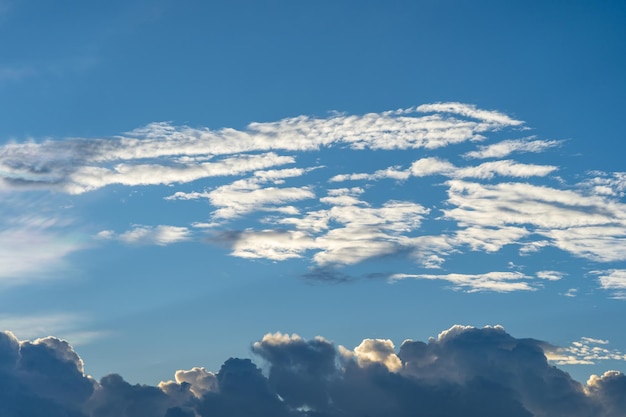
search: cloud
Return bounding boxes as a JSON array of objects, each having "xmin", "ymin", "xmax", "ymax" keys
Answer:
[
  {"xmin": 0, "ymin": 103, "xmax": 518, "ymax": 194},
  {"xmin": 331, "ymin": 157, "xmax": 557, "ymax": 182},
  {"xmin": 536, "ymin": 270, "xmax": 565, "ymax": 281},
  {"xmin": 389, "ymin": 271, "xmax": 539, "ymax": 292},
  {"xmin": 0, "ymin": 226, "xmax": 83, "ymax": 284},
  {"xmin": 0, "ymin": 313, "xmax": 106, "ymax": 346},
  {"xmin": 2, "ymin": 103, "xmax": 625, "ymax": 296},
  {"xmin": 1, "ymin": 326, "xmax": 625, "ymax": 416},
  {"xmin": 578, "ymin": 171, "xmax": 626, "ymax": 198},
  {"xmin": 415, "ymin": 102, "xmax": 523, "ymax": 126},
  {"xmin": 0, "ymin": 194, "xmax": 87, "ymax": 285},
  {"xmin": 66, "ymin": 152, "xmax": 295, "ymax": 194},
  {"xmin": 98, "ymin": 225, "xmax": 192, "ymax": 246},
  {"xmin": 159, "ymin": 367, "xmax": 218, "ymax": 399},
  {"xmin": 166, "ymin": 168, "xmax": 315, "ymax": 220},
  {"xmin": 591, "ymin": 269, "xmax": 626, "ymax": 299},
  {"xmin": 443, "ymin": 180, "xmax": 626, "ymax": 263},
  {"xmin": 464, "ymin": 137, "xmax": 564, "ymax": 159},
  {"xmin": 545, "ymin": 336, "xmax": 626, "ymax": 365},
  {"xmin": 0, "ymin": 331, "xmax": 95, "ymax": 417},
  {"xmin": 585, "ymin": 371, "xmax": 626, "ymax": 417},
  {"xmin": 227, "ymin": 188, "xmax": 429, "ymax": 266},
  {"xmin": 350, "ymin": 338, "xmax": 402, "ymax": 372}
]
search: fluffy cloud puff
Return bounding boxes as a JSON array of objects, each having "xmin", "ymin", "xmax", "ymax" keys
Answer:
[{"xmin": 1, "ymin": 326, "xmax": 626, "ymax": 416}]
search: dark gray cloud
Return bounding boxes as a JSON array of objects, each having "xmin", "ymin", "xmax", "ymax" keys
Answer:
[
  {"xmin": 0, "ymin": 331, "xmax": 94, "ymax": 417},
  {"xmin": 0, "ymin": 326, "xmax": 625, "ymax": 416}
]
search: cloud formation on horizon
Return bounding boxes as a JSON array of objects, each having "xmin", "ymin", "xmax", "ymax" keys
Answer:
[{"xmin": 1, "ymin": 325, "xmax": 625, "ymax": 417}]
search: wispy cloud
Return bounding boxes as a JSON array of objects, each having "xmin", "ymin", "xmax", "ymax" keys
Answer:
[
  {"xmin": 0, "ymin": 103, "xmax": 521, "ymax": 193},
  {"xmin": 1, "ymin": 103, "xmax": 624, "ymax": 295},
  {"xmin": 0, "ymin": 194, "xmax": 86, "ymax": 285},
  {"xmin": 331, "ymin": 158, "xmax": 557, "ymax": 182},
  {"xmin": 444, "ymin": 180, "xmax": 626, "ymax": 262},
  {"xmin": 0, "ymin": 313, "xmax": 106, "ymax": 345},
  {"xmin": 389, "ymin": 271, "xmax": 542, "ymax": 292},
  {"xmin": 98, "ymin": 225, "xmax": 192, "ymax": 246},
  {"xmin": 166, "ymin": 168, "xmax": 315, "ymax": 220},
  {"xmin": 464, "ymin": 137, "xmax": 564, "ymax": 159}
]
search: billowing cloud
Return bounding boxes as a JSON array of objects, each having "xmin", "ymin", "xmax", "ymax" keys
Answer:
[
  {"xmin": 0, "ymin": 331, "xmax": 95, "ymax": 417},
  {"xmin": 4, "ymin": 325, "xmax": 625, "ymax": 416}
]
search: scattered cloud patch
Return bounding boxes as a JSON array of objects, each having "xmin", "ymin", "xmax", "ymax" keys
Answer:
[
  {"xmin": 546, "ymin": 337, "xmax": 626, "ymax": 365},
  {"xmin": 592, "ymin": 269, "xmax": 626, "ymax": 299},
  {"xmin": 1, "ymin": 103, "xmax": 625, "ymax": 296}
]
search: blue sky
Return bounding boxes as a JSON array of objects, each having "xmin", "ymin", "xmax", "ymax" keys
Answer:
[{"xmin": 1, "ymin": 1, "xmax": 626, "ymax": 415}]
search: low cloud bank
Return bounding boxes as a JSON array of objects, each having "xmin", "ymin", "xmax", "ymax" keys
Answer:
[{"xmin": 1, "ymin": 326, "xmax": 625, "ymax": 416}]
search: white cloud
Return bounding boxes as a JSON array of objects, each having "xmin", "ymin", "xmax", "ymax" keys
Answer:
[
  {"xmin": 464, "ymin": 137, "xmax": 563, "ymax": 159},
  {"xmin": 229, "ymin": 230, "xmax": 316, "ymax": 261},
  {"xmin": 0, "ymin": 195, "xmax": 86, "ymax": 285},
  {"xmin": 454, "ymin": 159, "xmax": 557, "ymax": 179},
  {"xmin": 389, "ymin": 271, "xmax": 537, "ymax": 292},
  {"xmin": 592, "ymin": 270, "xmax": 626, "ymax": 299},
  {"xmin": 0, "ymin": 227, "xmax": 83, "ymax": 284},
  {"xmin": 564, "ymin": 288, "xmax": 578, "ymax": 297},
  {"xmin": 331, "ymin": 158, "xmax": 556, "ymax": 183},
  {"xmin": 167, "ymin": 168, "xmax": 315, "ymax": 220},
  {"xmin": 452, "ymin": 225, "xmax": 530, "ymax": 252},
  {"xmin": 444, "ymin": 180, "xmax": 626, "ymax": 262},
  {"xmin": 546, "ymin": 337, "xmax": 626, "ymax": 365},
  {"xmin": 65, "ymin": 153, "xmax": 295, "ymax": 194},
  {"xmin": 228, "ymin": 194, "xmax": 429, "ymax": 266},
  {"xmin": 0, "ymin": 103, "xmax": 524, "ymax": 194},
  {"xmin": 536, "ymin": 270, "xmax": 565, "ymax": 281},
  {"xmin": 348, "ymin": 338, "xmax": 402, "ymax": 372},
  {"xmin": 99, "ymin": 225, "xmax": 192, "ymax": 246},
  {"xmin": 416, "ymin": 102, "xmax": 523, "ymax": 127},
  {"xmin": 410, "ymin": 157, "xmax": 457, "ymax": 177},
  {"xmin": 577, "ymin": 171, "xmax": 626, "ymax": 197},
  {"xmin": 3, "ymin": 103, "xmax": 625, "ymax": 296},
  {"xmin": 159, "ymin": 367, "xmax": 218, "ymax": 398}
]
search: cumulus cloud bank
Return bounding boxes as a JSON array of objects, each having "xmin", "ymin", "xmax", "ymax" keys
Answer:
[{"xmin": 2, "ymin": 325, "xmax": 626, "ymax": 416}]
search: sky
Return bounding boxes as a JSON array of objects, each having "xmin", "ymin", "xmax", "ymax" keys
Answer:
[{"xmin": 1, "ymin": 0, "xmax": 626, "ymax": 416}]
